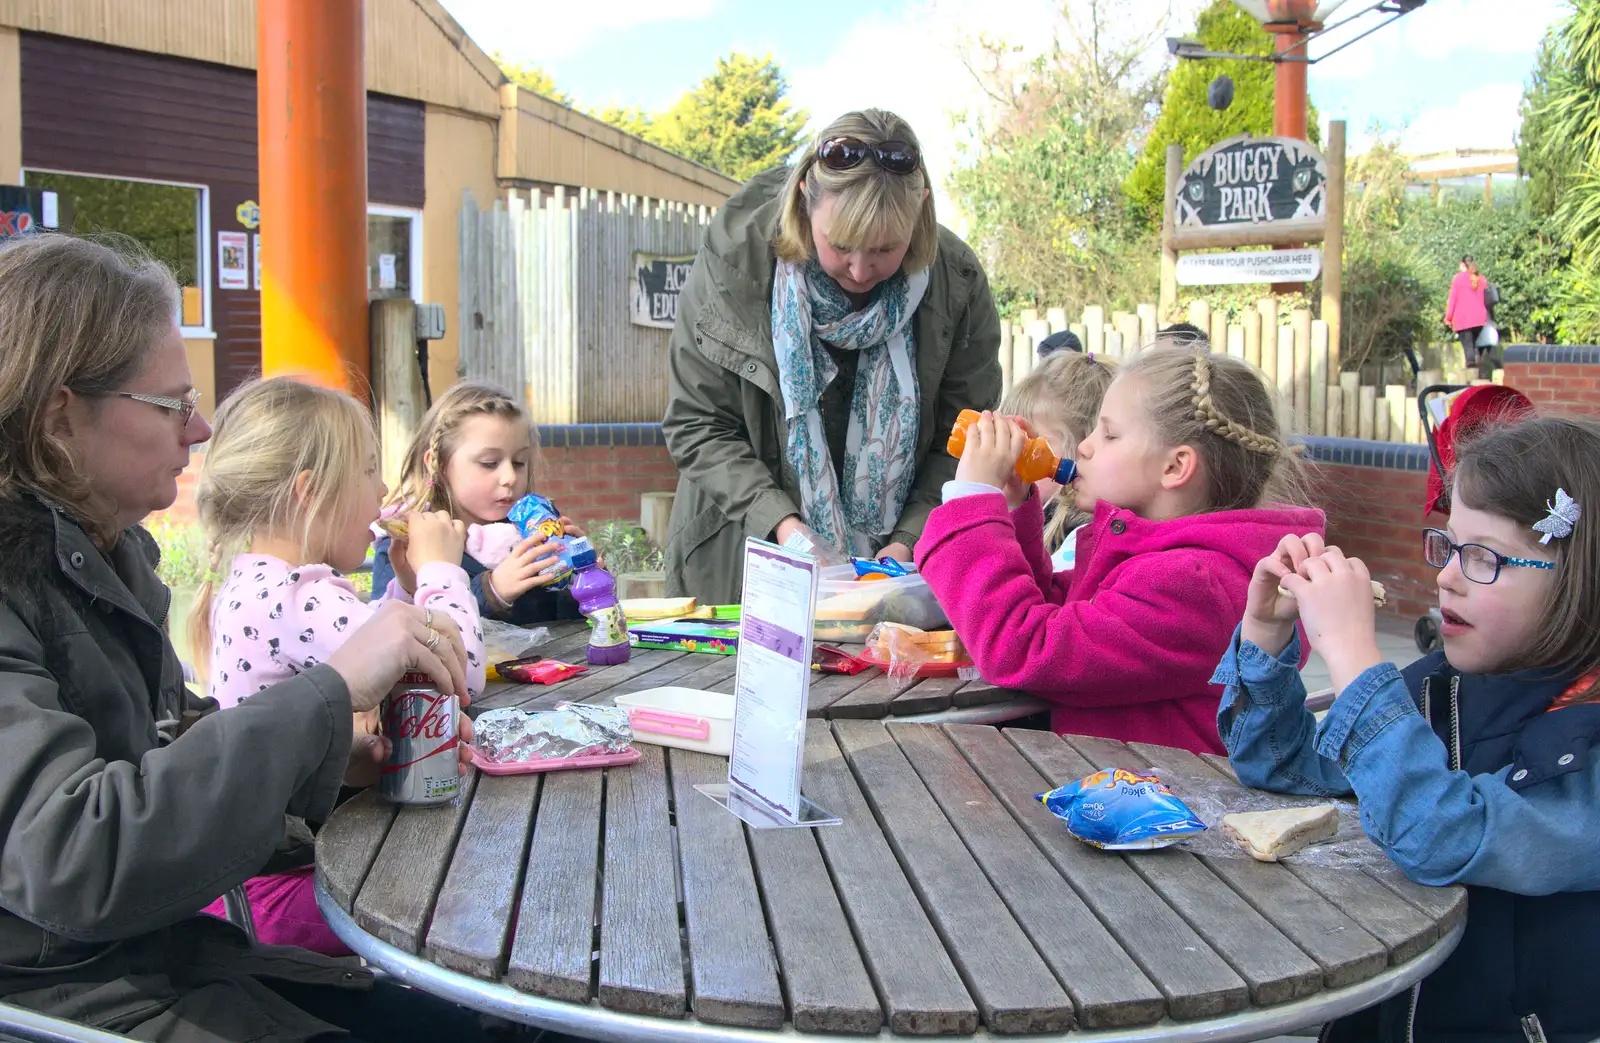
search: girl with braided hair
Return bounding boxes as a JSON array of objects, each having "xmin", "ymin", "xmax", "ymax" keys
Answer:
[
  {"xmin": 372, "ymin": 381, "xmax": 586, "ymax": 625},
  {"xmin": 916, "ymin": 344, "xmax": 1324, "ymax": 755}
]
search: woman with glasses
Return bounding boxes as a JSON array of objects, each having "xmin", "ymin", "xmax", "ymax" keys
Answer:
[
  {"xmin": 662, "ymin": 109, "xmax": 1002, "ymax": 603},
  {"xmin": 0, "ymin": 235, "xmax": 500, "ymax": 1043}
]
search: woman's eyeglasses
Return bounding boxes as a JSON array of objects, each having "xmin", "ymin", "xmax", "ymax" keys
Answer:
[
  {"xmin": 120, "ymin": 388, "xmax": 203, "ymax": 428},
  {"xmin": 815, "ymin": 136, "xmax": 920, "ymax": 175},
  {"xmin": 1422, "ymin": 528, "xmax": 1554, "ymax": 585}
]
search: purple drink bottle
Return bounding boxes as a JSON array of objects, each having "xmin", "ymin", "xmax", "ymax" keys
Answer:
[{"xmin": 569, "ymin": 538, "xmax": 631, "ymax": 666}]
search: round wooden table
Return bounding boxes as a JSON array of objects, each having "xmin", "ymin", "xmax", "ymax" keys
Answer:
[
  {"xmin": 473, "ymin": 621, "xmax": 1048, "ymax": 725},
  {"xmin": 314, "ymin": 716, "xmax": 1463, "ymax": 1043}
]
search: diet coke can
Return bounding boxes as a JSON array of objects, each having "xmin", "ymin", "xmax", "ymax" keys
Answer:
[{"xmin": 379, "ymin": 673, "xmax": 461, "ymax": 805}]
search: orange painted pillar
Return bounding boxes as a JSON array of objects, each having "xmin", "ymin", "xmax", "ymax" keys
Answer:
[
  {"xmin": 1272, "ymin": 26, "xmax": 1310, "ymax": 140},
  {"xmin": 257, "ymin": 0, "xmax": 368, "ymax": 394}
]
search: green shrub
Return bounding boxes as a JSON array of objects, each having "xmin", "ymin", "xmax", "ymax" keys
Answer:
[
  {"xmin": 146, "ymin": 518, "xmax": 209, "ymax": 590},
  {"xmin": 588, "ymin": 520, "xmax": 665, "ymax": 575}
]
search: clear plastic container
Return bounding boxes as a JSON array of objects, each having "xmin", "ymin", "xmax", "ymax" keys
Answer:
[{"xmin": 812, "ymin": 564, "xmax": 949, "ymax": 641}]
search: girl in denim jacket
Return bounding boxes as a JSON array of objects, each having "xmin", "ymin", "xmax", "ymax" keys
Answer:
[{"xmin": 1215, "ymin": 417, "xmax": 1600, "ymax": 1043}]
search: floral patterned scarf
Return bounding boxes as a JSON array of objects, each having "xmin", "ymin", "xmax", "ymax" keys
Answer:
[{"xmin": 770, "ymin": 259, "xmax": 928, "ymax": 556}]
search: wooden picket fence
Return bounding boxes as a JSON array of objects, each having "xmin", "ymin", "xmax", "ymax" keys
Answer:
[
  {"xmin": 459, "ymin": 187, "xmax": 715, "ymax": 425},
  {"xmin": 1000, "ymin": 299, "xmax": 1504, "ymax": 445}
]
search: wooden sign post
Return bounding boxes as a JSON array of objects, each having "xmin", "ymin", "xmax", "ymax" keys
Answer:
[{"xmin": 1159, "ymin": 122, "xmax": 1346, "ymax": 365}]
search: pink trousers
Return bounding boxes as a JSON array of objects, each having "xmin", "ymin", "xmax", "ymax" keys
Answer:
[{"xmin": 202, "ymin": 865, "xmax": 351, "ymax": 956}]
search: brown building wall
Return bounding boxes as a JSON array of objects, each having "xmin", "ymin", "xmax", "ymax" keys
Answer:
[{"xmin": 20, "ymin": 32, "xmax": 424, "ymax": 400}]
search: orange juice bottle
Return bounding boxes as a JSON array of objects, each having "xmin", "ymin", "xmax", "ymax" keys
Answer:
[{"xmin": 947, "ymin": 408, "xmax": 1078, "ymax": 485}]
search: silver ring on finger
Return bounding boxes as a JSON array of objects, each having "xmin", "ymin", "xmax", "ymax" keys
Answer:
[
  {"xmin": 422, "ymin": 607, "xmax": 434, "ymax": 630},
  {"xmin": 427, "ymin": 630, "xmax": 442, "ymax": 654}
]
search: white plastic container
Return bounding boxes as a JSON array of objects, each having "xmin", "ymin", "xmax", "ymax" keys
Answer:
[{"xmin": 614, "ymin": 687, "xmax": 735, "ymax": 757}]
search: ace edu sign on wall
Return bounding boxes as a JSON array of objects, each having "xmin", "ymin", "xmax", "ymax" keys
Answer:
[
  {"xmin": 631, "ymin": 252, "xmax": 697, "ymax": 329},
  {"xmin": 1174, "ymin": 134, "xmax": 1327, "ymax": 229}
]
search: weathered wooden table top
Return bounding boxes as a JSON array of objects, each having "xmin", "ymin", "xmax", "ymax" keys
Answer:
[
  {"xmin": 316, "ymin": 716, "xmax": 1465, "ymax": 1040},
  {"xmin": 470, "ymin": 621, "xmax": 1044, "ymax": 723}
]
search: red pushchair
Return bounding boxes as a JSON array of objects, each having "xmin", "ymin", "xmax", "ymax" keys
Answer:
[{"xmin": 1412, "ymin": 383, "xmax": 1538, "ymax": 653}]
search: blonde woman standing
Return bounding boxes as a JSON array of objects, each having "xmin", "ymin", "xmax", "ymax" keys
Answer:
[{"xmin": 662, "ymin": 109, "xmax": 1003, "ymax": 603}]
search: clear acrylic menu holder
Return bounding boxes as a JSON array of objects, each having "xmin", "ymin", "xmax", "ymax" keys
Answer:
[{"xmin": 696, "ymin": 537, "xmax": 839, "ymax": 830}]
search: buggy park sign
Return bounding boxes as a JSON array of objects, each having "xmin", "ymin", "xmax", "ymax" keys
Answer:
[{"xmin": 1174, "ymin": 134, "xmax": 1328, "ymax": 228}]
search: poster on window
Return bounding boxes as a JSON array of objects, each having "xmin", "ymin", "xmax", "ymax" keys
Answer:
[
  {"xmin": 218, "ymin": 232, "xmax": 249, "ymax": 290},
  {"xmin": 253, "ymin": 234, "xmax": 261, "ymax": 290}
]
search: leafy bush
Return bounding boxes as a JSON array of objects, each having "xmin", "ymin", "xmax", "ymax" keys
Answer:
[
  {"xmin": 588, "ymin": 520, "xmax": 665, "ymax": 575},
  {"xmin": 146, "ymin": 518, "xmax": 209, "ymax": 590}
]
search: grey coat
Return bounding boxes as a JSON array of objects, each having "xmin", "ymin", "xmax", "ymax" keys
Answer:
[
  {"xmin": 661, "ymin": 167, "xmax": 1003, "ymax": 604},
  {"xmin": 0, "ymin": 494, "xmax": 370, "ymax": 1042}
]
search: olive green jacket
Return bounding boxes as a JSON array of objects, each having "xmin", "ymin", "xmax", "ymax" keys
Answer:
[{"xmin": 661, "ymin": 168, "xmax": 1003, "ymax": 604}]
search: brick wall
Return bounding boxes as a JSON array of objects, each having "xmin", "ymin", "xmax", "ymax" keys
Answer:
[
  {"xmin": 1301, "ymin": 448, "xmax": 1439, "ymax": 624},
  {"xmin": 151, "ymin": 351, "xmax": 1600, "ymax": 587},
  {"xmin": 536, "ymin": 442, "xmax": 678, "ymax": 526},
  {"xmin": 152, "ymin": 424, "xmax": 681, "ymax": 529},
  {"xmin": 1502, "ymin": 345, "xmax": 1600, "ymax": 414}
]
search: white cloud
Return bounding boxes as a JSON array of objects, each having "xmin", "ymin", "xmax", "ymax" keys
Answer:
[
  {"xmin": 1314, "ymin": 0, "xmax": 1564, "ymax": 81},
  {"xmin": 1401, "ymin": 81, "xmax": 1527, "ymax": 152},
  {"xmin": 437, "ymin": 0, "xmax": 722, "ymax": 62}
]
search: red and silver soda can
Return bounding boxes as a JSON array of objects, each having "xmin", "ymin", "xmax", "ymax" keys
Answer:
[{"xmin": 379, "ymin": 673, "xmax": 461, "ymax": 805}]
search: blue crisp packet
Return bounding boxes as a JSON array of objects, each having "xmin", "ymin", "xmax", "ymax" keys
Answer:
[
  {"xmin": 506, "ymin": 494, "xmax": 573, "ymax": 588},
  {"xmin": 1037, "ymin": 768, "xmax": 1207, "ymax": 850},
  {"xmin": 851, "ymin": 556, "xmax": 912, "ymax": 579},
  {"xmin": 507, "ymin": 494, "xmax": 561, "ymax": 540}
]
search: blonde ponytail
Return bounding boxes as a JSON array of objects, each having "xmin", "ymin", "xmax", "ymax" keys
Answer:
[{"xmin": 191, "ymin": 378, "xmax": 376, "ymax": 687}]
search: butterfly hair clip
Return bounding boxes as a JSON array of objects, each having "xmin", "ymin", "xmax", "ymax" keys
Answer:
[{"xmin": 1532, "ymin": 488, "xmax": 1581, "ymax": 545}]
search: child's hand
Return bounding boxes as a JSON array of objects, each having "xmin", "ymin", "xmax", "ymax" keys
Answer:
[
  {"xmin": 406, "ymin": 510, "xmax": 467, "ymax": 571},
  {"xmin": 489, "ymin": 536, "xmax": 568, "ymax": 602},
  {"xmin": 954, "ymin": 411, "xmax": 1027, "ymax": 496},
  {"xmin": 1279, "ymin": 547, "xmax": 1384, "ymax": 694},
  {"xmin": 558, "ymin": 517, "xmax": 605, "ymax": 568},
  {"xmin": 1242, "ymin": 532, "xmax": 1326, "ymax": 656},
  {"xmin": 388, "ymin": 533, "xmax": 417, "ymax": 595}
]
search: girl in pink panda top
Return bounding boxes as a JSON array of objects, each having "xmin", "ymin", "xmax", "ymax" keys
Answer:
[
  {"xmin": 192, "ymin": 376, "xmax": 485, "ymax": 954},
  {"xmin": 915, "ymin": 344, "xmax": 1324, "ymax": 755}
]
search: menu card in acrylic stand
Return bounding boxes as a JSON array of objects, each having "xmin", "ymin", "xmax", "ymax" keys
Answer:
[{"xmin": 695, "ymin": 537, "xmax": 840, "ymax": 829}]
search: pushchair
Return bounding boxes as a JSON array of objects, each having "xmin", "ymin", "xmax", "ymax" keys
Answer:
[{"xmin": 1412, "ymin": 383, "xmax": 1538, "ymax": 653}]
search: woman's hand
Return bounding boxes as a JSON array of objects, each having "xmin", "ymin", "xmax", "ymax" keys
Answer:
[
  {"xmin": 489, "ymin": 536, "xmax": 568, "ymax": 602},
  {"xmin": 954, "ymin": 411, "xmax": 1027, "ymax": 492},
  {"xmin": 874, "ymin": 541, "xmax": 912, "ymax": 563},
  {"xmin": 1242, "ymin": 532, "xmax": 1326, "ymax": 657},
  {"xmin": 343, "ymin": 692, "xmax": 477, "ymax": 785},
  {"xmin": 406, "ymin": 510, "xmax": 467, "ymax": 571},
  {"xmin": 1279, "ymin": 547, "xmax": 1384, "ymax": 694},
  {"xmin": 326, "ymin": 600, "xmax": 470, "ymax": 713}
]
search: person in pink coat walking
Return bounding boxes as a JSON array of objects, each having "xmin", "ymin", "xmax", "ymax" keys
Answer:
[{"xmin": 1445, "ymin": 255, "xmax": 1491, "ymax": 370}]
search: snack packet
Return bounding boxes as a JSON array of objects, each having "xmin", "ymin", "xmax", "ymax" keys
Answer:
[
  {"xmin": 495, "ymin": 655, "xmax": 587, "ymax": 685},
  {"xmin": 812, "ymin": 644, "xmax": 871, "ymax": 675},
  {"xmin": 852, "ymin": 556, "xmax": 913, "ymax": 579},
  {"xmin": 1037, "ymin": 768, "xmax": 1207, "ymax": 850},
  {"xmin": 481, "ymin": 621, "xmax": 551, "ymax": 667}
]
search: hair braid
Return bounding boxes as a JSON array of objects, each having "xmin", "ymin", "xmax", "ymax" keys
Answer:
[
  {"xmin": 1189, "ymin": 353, "xmax": 1280, "ymax": 457},
  {"xmin": 424, "ymin": 419, "xmax": 451, "ymax": 514}
]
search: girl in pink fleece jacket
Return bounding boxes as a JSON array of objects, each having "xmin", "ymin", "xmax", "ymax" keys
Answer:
[
  {"xmin": 916, "ymin": 345, "xmax": 1325, "ymax": 754},
  {"xmin": 190, "ymin": 377, "xmax": 485, "ymax": 955}
]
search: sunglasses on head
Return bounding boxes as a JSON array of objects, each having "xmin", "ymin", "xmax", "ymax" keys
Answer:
[{"xmin": 815, "ymin": 136, "xmax": 921, "ymax": 175}]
